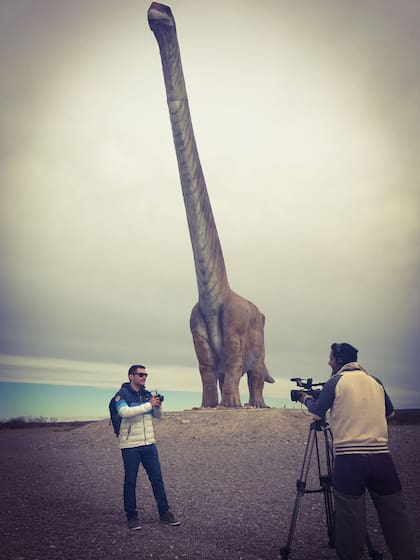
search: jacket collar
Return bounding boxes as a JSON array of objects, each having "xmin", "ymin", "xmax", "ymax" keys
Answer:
[
  {"xmin": 337, "ymin": 361, "xmax": 368, "ymax": 374},
  {"xmin": 120, "ymin": 381, "xmax": 149, "ymax": 395}
]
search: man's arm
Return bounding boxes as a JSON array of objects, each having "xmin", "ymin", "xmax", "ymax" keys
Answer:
[
  {"xmin": 300, "ymin": 376, "xmax": 340, "ymax": 418},
  {"xmin": 116, "ymin": 398, "xmax": 153, "ymax": 418},
  {"xmin": 371, "ymin": 376, "xmax": 395, "ymax": 418},
  {"xmin": 384, "ymin": 389, "xmax": 395, "ymax": 418}
]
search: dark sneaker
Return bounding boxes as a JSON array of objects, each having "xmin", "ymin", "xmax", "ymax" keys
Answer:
[
  {"xmin": 159, "ymin": 511, "xmax": 180, "ymax": 526},
  {"xmin": 127, "ymin": 517, "xmax": 142, "ymax": 530}
]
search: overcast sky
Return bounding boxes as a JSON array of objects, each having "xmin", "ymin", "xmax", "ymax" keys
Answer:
[{"xmin": 1, "ymin": 0, "xmax": 419, "ymax": 408}]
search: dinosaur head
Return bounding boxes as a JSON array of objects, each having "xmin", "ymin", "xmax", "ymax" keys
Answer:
[{"xmin": 148, "ymin": 2, "xmax": 175, "ymax": 31}]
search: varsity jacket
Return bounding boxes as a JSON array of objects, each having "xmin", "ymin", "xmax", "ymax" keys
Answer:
[
  {"xmin": 303, "ymin": 362, "xmax": 394, "ymax": 456},
  {"xmin": 115, "ymin": 382, "xmax": 161, "ymax": 449}
]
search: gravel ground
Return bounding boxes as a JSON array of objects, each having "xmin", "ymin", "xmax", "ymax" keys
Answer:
[{"xmin": 0, "ymin": 408, "xmax": 419, "ymax": 560}]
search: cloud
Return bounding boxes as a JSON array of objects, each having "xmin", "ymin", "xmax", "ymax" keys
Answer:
[
  {"xmin": 0, "ymin": 353, "xmax": 296, "ymax": 402},
  {"xmin": 0, "ymin": 0, "xmax": 419, "ymax": 411}
]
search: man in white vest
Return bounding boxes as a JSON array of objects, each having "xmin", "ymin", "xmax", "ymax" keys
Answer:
[{"xmin": 114, "ymin": 364, "xmax": 180, "ymax": 530}]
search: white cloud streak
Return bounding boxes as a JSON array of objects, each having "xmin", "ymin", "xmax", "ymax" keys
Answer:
[{"xmin": 0, "ymin": 353, "xmax": 296, "ymax": 402}]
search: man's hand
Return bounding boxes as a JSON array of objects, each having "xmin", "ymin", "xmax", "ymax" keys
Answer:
[
  {"xmin": 298, "ymin": 391, "xmax": 307, "ymax": 403},
  {"xmin": 150, "ymin": 395, "xmax": 161, "ymax": 408}
]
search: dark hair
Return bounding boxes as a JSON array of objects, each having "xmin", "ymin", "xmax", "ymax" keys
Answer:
[
  {"xmin": 128, "ymin": 364, "xmax": 146, "ymax": 377},
  {"xmin": 331, "ymin": 342, "xmax": 358, "ymax": 366}
]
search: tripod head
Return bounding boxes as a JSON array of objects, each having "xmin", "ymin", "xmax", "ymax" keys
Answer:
[{"xmin": 311, "ymin": 417, "xmax": 330, "ymax": 431}]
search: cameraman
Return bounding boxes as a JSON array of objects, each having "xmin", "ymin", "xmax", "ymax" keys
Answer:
[
  {"xmin": 114, "ymin": 364, "xmax": 180, "ymax": 530},
  {"xmin": 299, "ymin": 343, "xmax": 416, "ymax": 560}
]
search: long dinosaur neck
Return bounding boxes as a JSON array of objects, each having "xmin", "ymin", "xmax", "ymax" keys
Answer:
[{"xmin": 148, "ymin": 3, "xmax": 229, "ymax": 309}]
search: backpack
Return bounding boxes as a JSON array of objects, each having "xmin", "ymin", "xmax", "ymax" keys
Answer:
[
  {"xmin": 109, "ymin": 386, "xmax": 129, "ymax": 437},
  {"xmin": 109, "ymin": 394, "xmax": 122, "ymax": 437},
  {"xmin": 109, "ymin": 385, "xmax": 154, "ymax": 436}
]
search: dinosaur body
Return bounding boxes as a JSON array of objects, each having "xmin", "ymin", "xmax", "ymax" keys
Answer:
[{"xmin": 148, "ymin": 2, "xmax": 274, "ymax": 407}]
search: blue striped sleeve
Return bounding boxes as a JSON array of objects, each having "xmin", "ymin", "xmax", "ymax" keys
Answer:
[
  {"xmin": 115, "ymin": 397, "xmax": 128, "ymax": 413},
  {"xmin": 304, "ymin": 375, "xmax": 341, "ymax": 418},
  {"xmin": 371, "ymin": 376, "xmax": 395, "ymax": 417}
]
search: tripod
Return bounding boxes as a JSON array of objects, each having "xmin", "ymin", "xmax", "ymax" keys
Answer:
[
  {"xmin": 280, "ymin": 418, "xmax": 334, "ymax": 559},
  {"xmin": 279, "ymin": 419, "xmax": 383, "ymax": 559}
]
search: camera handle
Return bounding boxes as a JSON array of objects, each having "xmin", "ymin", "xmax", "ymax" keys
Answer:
[{"xmin": 279, "ymin": 419, "xmax": 383, "ymax": 560}]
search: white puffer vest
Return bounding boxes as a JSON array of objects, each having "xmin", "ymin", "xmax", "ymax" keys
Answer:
[{"xmin": 115, "ymin": 385, "xmax": 161, "ymax": 449}]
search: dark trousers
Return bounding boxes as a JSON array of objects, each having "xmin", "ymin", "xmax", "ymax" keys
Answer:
[
  {"xmin": 121, "ymin": 444, "xmax": 169, "ymax": 520},
  {"xmin": 333, "ymin": 454, "xmax": 417, "ymax": 560}
]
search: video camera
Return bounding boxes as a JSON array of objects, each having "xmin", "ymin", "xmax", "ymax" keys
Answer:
[
  {"xmin": 152, "ymin": 389, "xmax": 164, "ymax": 403},
  {"xmin": 290, "ymin": 377, "xmax": 324, "ymax": 403}
]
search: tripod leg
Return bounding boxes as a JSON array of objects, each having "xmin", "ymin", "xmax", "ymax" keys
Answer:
[
  {"xmin": 320, "ymin": 428, "xmax": 335, "ymax": 547},
  {"xmin": 280, "ymin": 427, "xmax": 317, "ymax": 559},
  {"xmin": 322, "ymin": 481, "xmax": 335, "ymax": 547},
  {"xmin": 366, "ymin": 532, "xmax": 383, "ymax": 559}
]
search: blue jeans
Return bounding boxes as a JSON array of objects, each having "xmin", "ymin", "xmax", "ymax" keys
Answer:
[{"xmin": 121, "ymin": 444, "xmax": 169, "ymax": 520}]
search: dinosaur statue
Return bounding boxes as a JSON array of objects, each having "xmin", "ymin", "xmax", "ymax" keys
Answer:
[{"xmin": 148, "ymin": 2, "xmax": 274, "ymax": 407}]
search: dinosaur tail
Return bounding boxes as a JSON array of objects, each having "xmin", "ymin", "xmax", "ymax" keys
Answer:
[{"xmin": 264, "ymin": 367, "xmax": 275, "ymax": 384}]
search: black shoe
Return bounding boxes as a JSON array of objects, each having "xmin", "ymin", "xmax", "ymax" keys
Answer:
[
  {"xmin": 159, "ymin": 511, "xmax": 180, "ymax": 526},
  {"xmin": 127, "ymin": 517, "xmax": 142, "ymax": 530}
]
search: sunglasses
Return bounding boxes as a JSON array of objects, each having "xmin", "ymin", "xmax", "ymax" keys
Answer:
[{"xmin": 134, "ymin": 372, "xmax": 148, "ymax": 378}]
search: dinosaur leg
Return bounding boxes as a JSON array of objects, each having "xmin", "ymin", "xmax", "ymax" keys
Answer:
[
  {"xmin": 193, "ymin": 334, "xmax": 219, "ymax": 407},
  {"xmin": 220, "ymin": 334, "xmax": 244, "ymax": 407},
  {"xmin": 220, "ymin": 371, "xmax": 242, "ymax": 407},
  {"xmin": 191, "ymin": 306, "xmax": 219, "ymax": 407},
  {"xmin": 199, "ymin": 365, "xmax": 219, "ymax": 407},
  {"xmin": 246, "ymin": 368, "xmax": 268, "ymax": 408}
]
